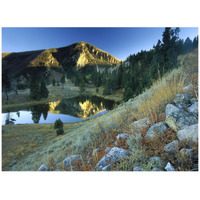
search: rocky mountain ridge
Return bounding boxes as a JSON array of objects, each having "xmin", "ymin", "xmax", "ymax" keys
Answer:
[{"xmin": 2, "ymin": 41, "xmax": 121, "ymax": 77}]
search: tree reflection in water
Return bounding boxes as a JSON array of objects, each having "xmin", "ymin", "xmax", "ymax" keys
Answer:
[
  {"xmin": 3, "ymin": 96, "xmax": 118, "ymax": 125},
  {"xmin": 30, "ymin": 103, "xmax": 49, "ymax": 123}
]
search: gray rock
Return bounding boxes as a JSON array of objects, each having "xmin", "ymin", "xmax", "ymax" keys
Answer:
[
  {"xmin": 148, "ymin": 156, "xmax": 165, "ymax": 169},
  {"xmin": 187, "ymin": 102, "xmax": 198, "ymax": 116},
  {"xmin": 95, "ymin": 147, "xmax": 130, "ymax": 171},
  {"xmin": 165, "ymin": 162, "xmax": 175, "ymax": 171},
  {"xmin": 132, "ymin": 118, "xmax": 151, "ymax": 135},
  {"xmin": 176, "ymin": 116, "xmax": 198, "ymax": 130},
  {"xmin": 104, "ymin": 147, "xmax": 112, "ymax": 154},
  {"xmin": 9, "ymin": 160, "xmax": 17, "ymax": 168},
  {"xmin": 177, "ymin": 124, "xmax": 198, "ymax": 143},
  {"xmin": 152, "ymin": 168, "xmax": 164, "ymax": 171},
  {"xmin": 63, "ymin": 155, "xmax": 82, "ymax": 170},
  {"xmin": 190, "ymin": 98, "xmax": 198, "ymax": 104},
  {"xmin": 116, "ymin": 133, "xmax": 129, "ymax": 141},
  {"xmin": 92, "ymin": 148, "xmax": 100, "ymax": 156},
  {"xmin": 37, "ymin": 164, "xmax": 48, "ymax": 171},
  {"xmin": 163, "ymin": 140, "xmax": 179, "ymax": 153},
  {"xmin": 133, "ymin": 166, "xmax": 143, "ymax": 171},
  {"xmin": 182, "ymin": 85, "xmax": 193, "ymax": 94},
  {"xmin": 102, "ymin": 164, "xmax": 111, "ymax": 171},
  {"xmin": 173, "ymin": 93, "xmax": 193, "ymax": 108},
  {"xmin": 165, "ymin": 104, "xmax": 181, "ymax": 117},
  {"xmin": 180, "ymin": 148, "xmax": 194, "ymax": 158},
  {"xmin": 165, "ymin": 104, "xmax": 197, "ymax": 131},
  {"xmin": 145, "ymin": 122, "xmax": 168, "ymax": 140}
]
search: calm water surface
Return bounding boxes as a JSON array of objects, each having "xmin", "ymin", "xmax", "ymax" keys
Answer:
[{"xmin": 2, "ymin": 96, "xmax": 118, "ymax": 125}]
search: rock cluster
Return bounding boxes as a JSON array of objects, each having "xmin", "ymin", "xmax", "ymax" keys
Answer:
[
  {"xmin": 165, "ymin": 93, "xmax": 198, "ymax": 132},
  {"xmin": 40, "ymin": 86, "xmax": 198, "ymax": 172},
  {"xmin": 63, "ymin": 155, "xmax": 82, "ymax": 171},
  {"xmin": 95, "ymin": 147, "xmax": 131, "ymax": 171}
]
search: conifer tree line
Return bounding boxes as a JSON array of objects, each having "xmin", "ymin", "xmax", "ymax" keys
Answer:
[
  {"xmin": 29, "ymin": 78, "xmax": 49, "ymax": 100},
  {"xmin": 72, "ymin": 28, "xmax": 198, "ymax": 102},
  {"xmin": 120, "ymin": 28, "xmax": 198, "ymax": 101}
]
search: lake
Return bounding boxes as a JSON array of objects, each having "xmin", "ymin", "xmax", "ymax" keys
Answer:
[{"xmin": 2, "ymin": 96, "xmax": 118, "ymax": 125}]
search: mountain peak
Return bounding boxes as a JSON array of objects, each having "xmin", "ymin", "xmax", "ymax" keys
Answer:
[{"xmin": 2, "ymin": 41, "xmax": 121, "ymax": 76}]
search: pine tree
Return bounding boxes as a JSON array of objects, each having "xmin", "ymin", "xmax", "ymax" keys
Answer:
[
  {"xmin": 52, "ymin": 78, "xmax": 55, "ymax": 86},
  {"xmin": 2, "ymin": 72, "xmax": 11, "ymax": 101},
  {"xmin": 193, "ymin": 36, "xmax": 198, "ymax": 49},
  {"xmin": 60, "ymin": 74, "xmax": 65, "ymax": 85},
  {"xmin": 30, "ymin": 77, "xmax": 41, "ymax": 100},
  {"xmin": 103, "ymin": 78, "xmax": 112, "ymax": 95},
  {"xmin": 40, "ymin": 79, "xmax": 49, "ymax": 98},
  {"xmin": 117, "ymin": 64, "xmax": 123, "ymax": 88},
  {"xmin": 103, "ymin": 84, "xmax": 110, "ymax": 95},
  {"xmin": 123, "ymin": 87, "xmax": 133, "ymax": 101},
  {"xmin": 184, "ymin": 37, "xmax": 193, "ymax": 53},
  {"xmin": 79, "ymin": 79, "xmax": 85, "ymax": 92}
]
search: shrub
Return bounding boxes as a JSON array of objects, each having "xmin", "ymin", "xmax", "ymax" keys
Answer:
[
  {"xmin": 56, "ymin": 128, "xmax": 64, "ymax": 136},
  {"xmin": 54, "ymin": 119, "xmax": 63, "ymax": 129},
  {"xmin": 54, "ymin": 119, "xmax": 64, "ymax": 135}
]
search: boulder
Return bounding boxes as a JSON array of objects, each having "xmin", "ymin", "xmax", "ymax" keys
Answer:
[
  {"xmin": 165, "ymin": 104, "xmax": 181, "ymax": 117},
  {"xmin": 165, "ymin": 162, "xmax": 175, "ymax": 171},
  {"xmin": 180, "ymin": 148, "xmax": 194, "ymax": 158},
  {"xmin": 165, "ymin": 104, "xmax": 197, "ymax": 131},
  {"xmin": 190, "ymin": 98, "xmax": 198, "ymax": 104},
  {"xmin": 116, "ymin": 133, "xmax": 129, "ymax": 141},
  {"xmin": 95, "ymin": 147, "xmax": 131, "ymax": 171},
  {"xmin": 104, "ymin": 147, "xmax": 112, "ymax": 154},
  {"xmin": 181, "ymin": 84, "xmax": 193, "ymax": 94},
  {"xmin": 37, "ymin": 164, "xmax": 48, "ymax": 171},
  {"xmin": 187, "ymin": 102, "xmax": 198, "ymax": 116},
  {"xmin": 163, "ymin": 140, "xmax": 179, "ymax": 153},
  {"xmin": 148, "ymin": 156, "xmax": 166, "ymax": 169},
  {"xmin": 133, "ymin": 166, "xmax": 143, "ymax": 171},
  {"xmin": 145, "ymin": 122, "xmax": 168, "ymax": 140},
  {"xmin": 132, "ymin": 118, "xmax": 151, "ymax": 135},
  {"xmin": 175, "ymin": 116, "xmax": 198, "ymax": 130},
  {"xmin": 177, "ymin": 124, "xmax": 198, "ymax": 144},
  {"xmin": 102, "ymin": 164, "xmax": 111, "ymax": 171},
  {"xmin": 173, "ymin": 93, "xmax": 193, "ymax": 108},
  {"xmin": 63, "ymin": 155, "xmax": 82, "ymax": 170},
  {"xmin": 152, "ymin": 168, "xmax": 164, "ymax": 171}
]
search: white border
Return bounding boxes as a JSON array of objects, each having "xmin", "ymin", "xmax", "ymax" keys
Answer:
[{"xmin": 0, "ymin": 1, "xmax": 200, "ymax": 200}]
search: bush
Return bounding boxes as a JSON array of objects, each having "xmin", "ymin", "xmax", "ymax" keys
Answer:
[
  {"xmin": 54, "ymin": 119, "xmax": 63, "ymax": 129},
  {"xmin": 54, "ymin": 119, "xmax": 64, "ymax": 135},
  {"xmin": 56, "ymin": 128, "xmax": 64, "ymax": 136}
]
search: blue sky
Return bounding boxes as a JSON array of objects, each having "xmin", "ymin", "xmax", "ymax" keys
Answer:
[{"xmin": 2, "ymin": 27, "xmax": 198, "ymax": 60}]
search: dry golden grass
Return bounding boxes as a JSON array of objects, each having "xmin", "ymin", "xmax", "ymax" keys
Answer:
[{"xmin": 135, "ymin": 68, "xmax": 186, "ymax": 123}]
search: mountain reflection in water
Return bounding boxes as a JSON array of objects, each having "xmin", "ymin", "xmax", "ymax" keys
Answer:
[{"xmin": 2, "ymin": 96, "xmax": 117, "ymax": 125}]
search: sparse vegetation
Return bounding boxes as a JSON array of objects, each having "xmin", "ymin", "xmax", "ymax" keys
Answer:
[{"xmin": 135, "ymin": 68, "xmax": 186, "ymax": 123}]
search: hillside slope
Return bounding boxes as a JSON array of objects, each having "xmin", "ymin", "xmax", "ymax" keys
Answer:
[{"xmin": 2, "ymin": 49, "xmax": 198, "ymax": 171}]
